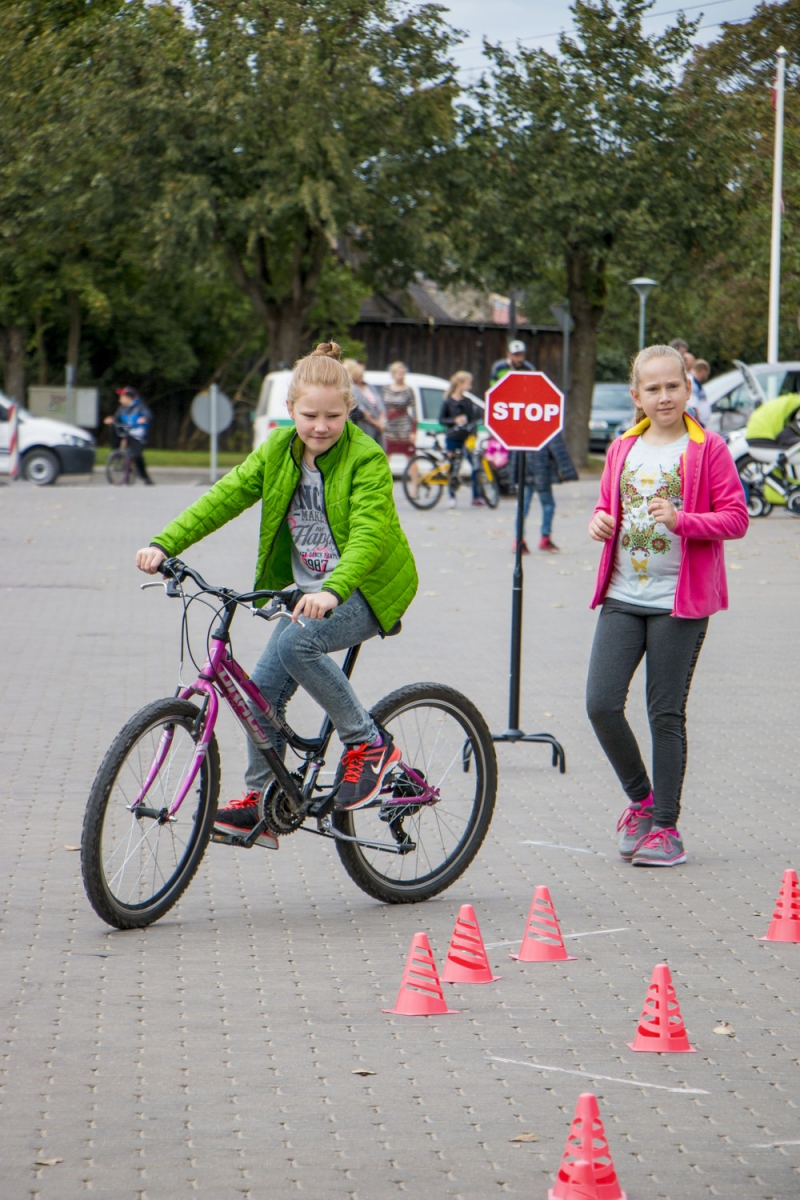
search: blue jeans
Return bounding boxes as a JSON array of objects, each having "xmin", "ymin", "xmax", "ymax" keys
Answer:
[
  {"xmin": 523, "ymin": 483, "xmax": 555, "ymax": 538},
  {"xmin": 244, "ymin": 590, "xmax": 381, "ymax": 791},
  {"xmin": 445, "ymin": 436, "xmax": 479, "ymax": 499}
]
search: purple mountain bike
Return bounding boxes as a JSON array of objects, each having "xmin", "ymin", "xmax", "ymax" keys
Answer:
[{"xmin": 81, "ymin": 558, "xmax": 497, "ymax": 929}]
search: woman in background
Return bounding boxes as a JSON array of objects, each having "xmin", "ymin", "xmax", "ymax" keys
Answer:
[
  {"xmin": 345, "ymin": 360, "xmax": 386, "ymax": 450},
  {"xmin": 382, "ymin": 361, "xmax": 417, "ymax": 459}
]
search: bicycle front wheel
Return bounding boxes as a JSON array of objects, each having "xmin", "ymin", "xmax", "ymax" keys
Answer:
[
  {"xmin": 402, "ymin": 454, "xmax": 444, "ymax": 509},
  {"xmin": 106, "ymin": 450, "xmax": 133, "ymax": 486},
  {"xmin": 477, "ymin": 459, "xmax": 500, "ymax": 508},
  {"xmin": 81, "ymin": 699, "xmax": 220, "ymax": 929},
  {"xmin": 333, "ymin": 683, "xmax": 497, "ymax": 903}
]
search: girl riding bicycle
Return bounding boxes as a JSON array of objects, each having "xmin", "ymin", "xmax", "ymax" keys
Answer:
[{"xmin": 136, "ymin": 343, "xmax": 418, "ymax": 838}]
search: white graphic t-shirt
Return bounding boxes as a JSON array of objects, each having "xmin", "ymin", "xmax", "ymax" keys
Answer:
[
  {"xmin": 287, "ymin": 459, "xmax": 340, "ymax": 592},
  {"xmin": 606, "ymin": 433, "xmax": 688, "ymax": 609}
]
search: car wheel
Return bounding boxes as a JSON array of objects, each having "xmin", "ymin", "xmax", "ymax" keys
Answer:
[{"xmin": 22, "ymin": 448, "xmax": 60, "ymax": 486}]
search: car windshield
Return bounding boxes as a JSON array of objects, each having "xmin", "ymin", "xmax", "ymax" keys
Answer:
[{"xmin": 592, "ymin": 385, "xmax": 631, "ymax": 411}]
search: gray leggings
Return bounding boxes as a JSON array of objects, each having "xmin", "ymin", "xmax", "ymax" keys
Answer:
[{"xmin": 585, "ymin": 600, "xmax": 708, "ymax": 828}]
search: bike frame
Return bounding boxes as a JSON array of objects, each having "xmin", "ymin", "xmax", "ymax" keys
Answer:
[{"xmin": 134, "ymin": 619, "xmax": 360, "ymax": 819}]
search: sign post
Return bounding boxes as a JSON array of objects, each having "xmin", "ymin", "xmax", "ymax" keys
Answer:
[
  {"xmin": 191, "ymin": 387, "xmax": 234, "ymax": 483},
  {"xmin": 485, "ymin": 372, "xmax": 566, "ymax": 771}
]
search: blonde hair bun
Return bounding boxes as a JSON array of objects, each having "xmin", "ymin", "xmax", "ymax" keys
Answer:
[
  {"xmin": 310, "ymin": 341, "xmax": 342, "ymax": 362},
  {"xmin": 287, "ymin": 343, "xmax": 353, "ymax": 411}
]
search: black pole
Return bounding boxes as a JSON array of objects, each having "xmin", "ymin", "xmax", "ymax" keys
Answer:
[
  {"xmin": 507, "ymin": 450, "xmax": 526, "ymax": 733},
  {"xmin": 491, "ymin": 447, "xmax": 566, "ymax": 772}
]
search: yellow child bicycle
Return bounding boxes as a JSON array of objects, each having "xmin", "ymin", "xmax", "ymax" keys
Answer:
[{"xmin": 402, "ymin": 431, "xmax": 500, "ymax": 510}]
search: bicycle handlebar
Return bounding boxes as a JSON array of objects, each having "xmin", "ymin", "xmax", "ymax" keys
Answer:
[{"xmin": 158, "ymin": 557, "xmax": 295, "ymax": 612}]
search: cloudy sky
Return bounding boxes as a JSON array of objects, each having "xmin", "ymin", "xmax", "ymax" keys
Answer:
[{"xmin": 437, "ymin": 0, "xmax": 763, "ymax": 79}]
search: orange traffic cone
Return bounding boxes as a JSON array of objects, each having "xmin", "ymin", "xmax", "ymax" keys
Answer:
[
  {"xmin": 509, "ymin": 886, "xmax": 576, "ymax": 963},
  {"xmin": 442, "ymin": 904, "xmax": 501, "ymax": 984},
  {"xmin": 549, "ymin": 1094, "xmax": 626, "ymax": 1200},
  {"xmin": 628, "ymin": 963, "xmax": 696, "ymax": 1052},
  {"xmin": 383, "ymin": 932, "xmax": 458, "ymax": 1016},
  {"xmin": 760, "ymin": 869, "xmax": 800, "ymax": 943}
]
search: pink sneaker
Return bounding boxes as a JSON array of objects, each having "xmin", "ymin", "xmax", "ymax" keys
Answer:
[{"xmin": 617, "ymin": 795, "xmax": 654, "ymax": 860}]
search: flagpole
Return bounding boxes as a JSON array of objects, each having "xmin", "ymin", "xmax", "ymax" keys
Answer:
[{"xmin": 768, "ymin": 46, "xmax": 787, "ymax": 365}]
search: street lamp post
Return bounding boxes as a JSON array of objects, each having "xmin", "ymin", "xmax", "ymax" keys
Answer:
[
  {"xmin": 628, "ymin": 277, "xmax": 659, "ymax": 350},
  {"xmin": 768, "ymin": 46, "xmax": 787, "ymax": 364}
]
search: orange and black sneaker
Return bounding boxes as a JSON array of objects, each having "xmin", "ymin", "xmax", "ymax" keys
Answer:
[
  {"xmin": 214, "ymin": 791, "xmax": 278, "ymax": 849},
  {"xmin": 334, "ymin": 733, "xmax": 402, "ymax": 811}
]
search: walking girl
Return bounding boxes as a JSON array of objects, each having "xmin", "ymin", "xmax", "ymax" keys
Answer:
[
  {"xmin": 136, "ymin": 343, "xmax": 418, "ymax": 843},
  {"xmin": 586, "ymin": 344, "xmax": 748, "ymax": 866}
]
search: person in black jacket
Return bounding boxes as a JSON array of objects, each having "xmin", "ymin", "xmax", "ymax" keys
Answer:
[
  {"xmin": 440, "ymin": 371, "xmax": 483, "ymax": 507},
  {"xmin": 514, "ymin": 432, "xmax": 578, "ymax": 553}
]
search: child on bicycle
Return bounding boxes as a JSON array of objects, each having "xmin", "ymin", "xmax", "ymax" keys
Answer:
[
  {"xmin": 440, "ymin": 371, "xmax": 483, "ymax": 507},
  {"xmin": 586, "ymin": 344, "xmax": 748, "ymax": 867},
  {"xmin": 136, "ymin": 343, "xmax": 418, "ymax": 840}
]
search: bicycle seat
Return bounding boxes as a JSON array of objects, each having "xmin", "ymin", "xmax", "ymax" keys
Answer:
[{"xmin": 380, "ymin": 620, "xmax": 402, "ymax": 638}]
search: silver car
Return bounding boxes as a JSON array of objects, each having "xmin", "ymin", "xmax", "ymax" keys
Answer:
[{"xmin": 705, "ymin": 361, "xmax": 800, "ymax": 434}]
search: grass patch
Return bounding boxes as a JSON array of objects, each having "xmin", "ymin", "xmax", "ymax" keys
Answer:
[{"xmin": 95, "ymin": 448, "xmax": 249, "ymax": 468}]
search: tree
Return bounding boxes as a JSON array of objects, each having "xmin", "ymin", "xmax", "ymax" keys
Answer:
[
  {"xmin": 461, "ymin": 0, "xmax": 735, "ymax": 464},
  {"xmin": 118, "ymin": 0, "xmax": 462, "ymax": 369}
]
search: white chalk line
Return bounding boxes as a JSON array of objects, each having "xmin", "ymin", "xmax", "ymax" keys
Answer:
[
  {"xmin": 750, "ymin": 1140, "xmax": 800, "ymax": 1149},
  {"xmin": 484, "ymin": 928, "xmax": 628, "ymax": 950},
  {"xmin": 564, "ymin": 927, "xmax": 629, "ymax": 940},
  {"xmin": 522, "ymin": 840, "xmax": 608, "ymax": 857},
  {"xmin": 488, "ymin": 1056, "xmax": 709, "ymax": 1095}
]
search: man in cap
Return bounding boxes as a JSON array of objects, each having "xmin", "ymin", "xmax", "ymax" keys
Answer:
[
  {"xmin": 490, "ymin": 339, "xmax": 535, "ymax": 384},
  {"xmin": 104, "ymin": 386, "xmax": 154, "ymax": 484}
]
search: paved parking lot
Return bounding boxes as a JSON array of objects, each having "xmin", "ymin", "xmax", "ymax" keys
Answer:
[{"xmin": 2, "ymin": 470, "xmax": 800, "ymax": 1199}]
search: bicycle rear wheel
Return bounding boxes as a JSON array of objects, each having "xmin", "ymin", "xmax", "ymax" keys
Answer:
[
  {"xmin": 402, "ymin": 454, "xmax": 444, "ymax": 509},
  {"xmin": 81, "ymin": 698, "xmax": 220, "ymax": 929},
  {"xmin": 333, "ymin": 683, "xmax": 497, "ymax": 903},
  {"xmin": 477, "ymin": 459, "xmax": 500, "ymax": 508},
  {"xmin": 106, "ymin": 450, "xmax": 133, "ymax": 486}
]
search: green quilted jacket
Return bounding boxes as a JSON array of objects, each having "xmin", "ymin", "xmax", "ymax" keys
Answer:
[{"xmin": 152, "ymin": 422, "xmax": 418, "ymax": 632}]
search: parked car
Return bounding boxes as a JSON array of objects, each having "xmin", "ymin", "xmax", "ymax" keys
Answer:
[
  {"xmin": 589, "ymin": 383, "xmax": 635, "ymax": 452},
  {"xmin": 0, "ymin": 392, "xmax": 96, "ymax": 484},
  {"xmin": 705, "ymin": 361, "xmax": 800, "ymax": 434},
  {"xmin": 253, "ymin": 369, "xmax": 483, "ymax": 474}
]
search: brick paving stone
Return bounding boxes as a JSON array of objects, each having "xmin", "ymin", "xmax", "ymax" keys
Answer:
[{"xmin": 1, "ymin": 475, "xmax": 800, "ymax": 1198}]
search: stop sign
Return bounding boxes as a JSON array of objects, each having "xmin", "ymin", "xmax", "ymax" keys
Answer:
[{"xmin": 485, "ymin": 372, "xmax": 564, "ymax": 451}]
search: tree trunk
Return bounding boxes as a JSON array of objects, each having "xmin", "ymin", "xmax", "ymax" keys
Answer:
[
  {"xmin": 0, "ymin": 324, "xmax": 26, "ymax": 404},
  {"xmin": 67, "ymin": 291, "xmax": 81, "ymax": 378},
  {"xmin": 224, "ymin": 229, "xmax": 329, "ymax": 372},
  {"xmin": 564, "ymin": 248, "xmax": 606, "ymax": 469}
]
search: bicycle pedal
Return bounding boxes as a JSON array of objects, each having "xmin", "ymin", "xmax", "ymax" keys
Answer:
[{"xmin": 211, "ymin": 829, "xmax": 252, "ymax": 847}]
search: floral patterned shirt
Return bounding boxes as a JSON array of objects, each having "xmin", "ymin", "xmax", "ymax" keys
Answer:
[{"xmin": 606, "ymin": 434, "xmax": 688, "ymax": 609}]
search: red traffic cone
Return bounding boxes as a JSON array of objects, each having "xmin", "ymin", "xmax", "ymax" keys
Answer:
[
  {"xmin": 510, "ymin": 886, "xmax": 576, "ymax": 963},
  {"xmin": 442, "ymin": 904, "xmax": 501, "ymax": 984},
  {"xmin": 549, "ymin": 1094, "xmax": 626, "ymax": 1200},
  {"xmin": 628, "ymin": 963, "xmax": 696, "ymax": 1052},
  {"xmin": 382, "ymin": 932, "xmax": 458, "ymax": 1016},
  {"xmin": 760, "ymin": 869, "xmax": 800, "ymax": 943}
]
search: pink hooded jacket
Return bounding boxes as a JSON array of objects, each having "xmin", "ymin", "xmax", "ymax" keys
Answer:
[{"xmin": 590, "ymin": 414, "xmax": 749, "ymax": 619}]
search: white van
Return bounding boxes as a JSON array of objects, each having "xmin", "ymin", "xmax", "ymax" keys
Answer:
[
  {"xmin": 0, "ymin": 392, "xmax": 96, "ymax": 484},
  {"xmin": 253, "ymin": 369, "xmax": 483, "ymax": 474}
]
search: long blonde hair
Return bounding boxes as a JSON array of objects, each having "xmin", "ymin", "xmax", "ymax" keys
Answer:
[
  {"xmin": 446, "ymin": 370, "xmax": 472, "ymax": 398},
  {"xmin": 287, "ymin": 342, "xmax": 354, "ymax": 411}
]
